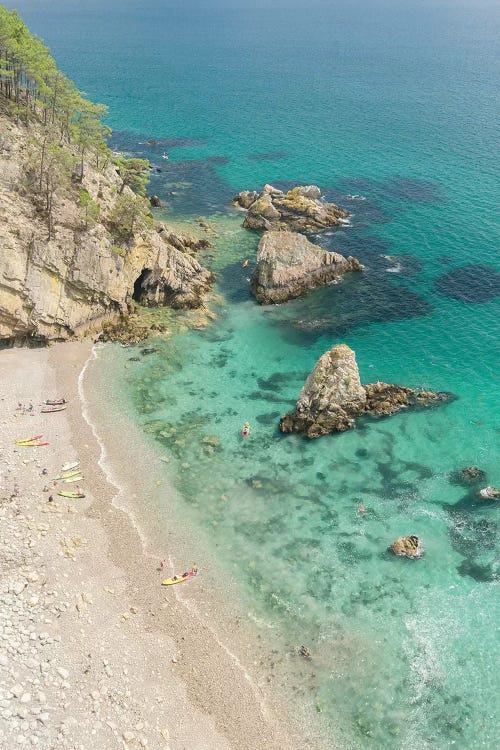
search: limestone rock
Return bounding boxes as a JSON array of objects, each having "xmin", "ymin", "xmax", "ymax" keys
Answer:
[
  {"xmin": 478, "ymin": 486, "xmax": 500, "ymax": 500},
  {"xmin": 250, "ymin": 231, "xmax": 363, "ymax": 304},
  {"xmin": 0, "ymin": 116, "xmax": 214, "ymax": 344},
  {"xmin": 390, "ymin": 536, "xmax": 422, "ymax": 558},
  {"xmin": 232, "ymin": 184, "xmax": 349, "ymax": 232},
  {"xmin": 280, "ymin": 344, "xmax": 452, "ymax": 438},
  {"xmin": 450, "ymin": 466, "xmax": 486, "ymax": 485},
  {"xmin": 279, "ymin": 344, "xmax": 366, "ymax": 438}
]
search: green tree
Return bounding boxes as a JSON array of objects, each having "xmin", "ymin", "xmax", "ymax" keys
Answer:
[
  {"xmin": 115, "ymin": 157, "xmax": 150, "ymax": 196},
  {"xmin": 43, "ymin": 142, "xmax": 72, "ymax": 239},
  {"xmin": 79, "ymin": 188, "xmax": 100, "ymax": 230},
  {"xmin": 108, "ymin": 192, "xmax": 152, "ymax": 243}
]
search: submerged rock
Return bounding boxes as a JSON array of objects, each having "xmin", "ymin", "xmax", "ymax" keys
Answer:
[
  {"xmin": 250, "ymin": 231, "xmax": 362, "ymax": 304},
  {"xmin": 390, "ymin": 536, "xmax": 422, "ymax": 558},
  {"xmin": 298, "ymin": 645, "xmax": 312, "ymax": 659},
  {"xmin": 279, "ymin": 344, "xmax": 451, "ymax": 438},
  {"xmin": 435, "ymin": 264, "xmax": 500, "ymax": 303},
  {"xmin": 232, "ymin": 184, "xmax": 349, "ymax": 232},
  {"xmin": 450, "ymin": 466, "xmax": 487, "ymax": 486}
]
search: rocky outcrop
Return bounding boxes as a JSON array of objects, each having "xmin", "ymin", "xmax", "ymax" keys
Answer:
[
  {"xmin": 450, "ymin": 466, "xmax": 486, "ymax": 485},
  {"xmin": 0, "ymin": 117, "xmax": 214, "ymax": 344},
  {"xmin": 250, "ymin": 231, "xmax": 362, "ymax": 304},
  {"xmin": 390, "ymin": 536, "xmax": 422, "ymax": 558},
  {"xmin": 232, "ymin": 184, "xmax": 349, "ymax": 232},
  {"xmin": 279, "ymin": 344, "xmax": 451, "ymax": 438},
  {"xmin": 478, "ymin": 487, "xmax": 500, "ymax": 500}
]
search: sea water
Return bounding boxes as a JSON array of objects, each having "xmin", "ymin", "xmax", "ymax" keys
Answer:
[{"xmin": 10, "ymin": 1, "xmax": 500, "ymax": 747}]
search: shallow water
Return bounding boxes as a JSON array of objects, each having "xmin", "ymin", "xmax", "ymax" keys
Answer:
[{"xmin": 11, "ymin": 0, "xmax": 500, "ymax": 746}]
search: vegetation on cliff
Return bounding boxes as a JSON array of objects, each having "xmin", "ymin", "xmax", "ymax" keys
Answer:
[
  {"xmin": 0, "ymin": 6, "xmax": 150, "ymax": 242},
  {"xmin": 0, "ymin": 6, "xmax": 214, "ymax": 344}
]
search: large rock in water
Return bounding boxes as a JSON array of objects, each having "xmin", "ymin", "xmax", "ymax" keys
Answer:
[
  {"xmin": 279, "ymin": 344, "xmax": 452, "ymax": 438},
  {"xmin": 250, "ymin": 231, "xmax": 362, "ymax": 304},
  {"xmin": 390, "ymin": 536, "xmax": 423, "ymax": 558},
  {"xmin": 279, "ymin": 344, "xmax": 367, "ymax": 437},
  {"xmin": 232, "ymin": 184, "xmax": 349, "ymax": 232}
]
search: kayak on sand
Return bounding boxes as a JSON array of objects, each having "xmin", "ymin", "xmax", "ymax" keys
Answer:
[
  {"xmin": 15, "ymin": 435, "xmax": 43, "ymax": 444},
  {"xmin": 161, "ymin": 566, "xmax": 198, "ymax": 586},
  {"xmin": 58, "ymin": 490, "xmax": 85, "ymax": 499},
  {"xmin": 52, "ymin": 469, "xmax": 81, "ymax": 481}
]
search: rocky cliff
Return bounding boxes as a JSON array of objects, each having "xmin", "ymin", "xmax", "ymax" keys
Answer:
[
  {"xmin": 232, "ymin": 184, "xmax": 349, "ymax": 232},
  {"xmin": 0, "ymin": 115, "xmax": 214, "ymax": 344},
  {"xmin": 250, "ymin": 231, "xmax": 363, "ymax": 304},
  {"xmin": 280, "ymin": 344, "xmax": 451, "ymax": 438}
]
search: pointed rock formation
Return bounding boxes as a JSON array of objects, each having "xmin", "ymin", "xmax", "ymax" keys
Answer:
[
  {"xmin": 232, "ymin": 184, "xmax": 349, "ymax": 232},
  {"xmin": 250, "ymin": 231, "xmax": 362, "ymax": 304},
  {"xmin": 279, "ymin": 344, "xmax": 452, "ymax": 438}
]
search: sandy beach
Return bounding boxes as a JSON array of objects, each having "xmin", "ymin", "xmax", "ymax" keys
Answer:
[{"xmin": 0, "ymin": 342, "xmax": 318, "ymax": 750}]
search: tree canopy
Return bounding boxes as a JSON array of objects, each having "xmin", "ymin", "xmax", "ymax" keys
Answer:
[
  {"xmin": 0, "ymin": 5, "xmax": 109, "ymax": 156},
  {"xmin": 0, "ymin": 6, "xmax": 151, "ymax": 240}
]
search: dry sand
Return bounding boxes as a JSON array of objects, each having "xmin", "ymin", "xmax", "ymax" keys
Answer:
[{"xmin": 0, "ymin": 342, "xmax": 320, "ymax": 750}]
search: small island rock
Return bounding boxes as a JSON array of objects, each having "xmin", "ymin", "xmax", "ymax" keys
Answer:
[
  {"xmin": 279, "ymin": 344, "xmax": 451, "ymax": 438},
  {"xmin": 250, "ymin": 231, "xmax": 362, "ymax": 304},
  {"xmin": 390, "ymin": 536, "xmax": 422, "ymax": 558},
  {"xmin": 478, "ymin": 486, "xmax": 500, "ymax": 500},
  {"xmin": 232, "ymin": 184, "xmax": 349, "ymax": 232},
  {"xmin": 149, "ymin": 195, "xmax": 162, "ymax": 207}
]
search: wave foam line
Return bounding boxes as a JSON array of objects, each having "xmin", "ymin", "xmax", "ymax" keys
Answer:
[
  {"xmin": 79, "ymin": 347, "xmax": 269, "ymax": 722},
  {"xmin": 167, "ymin": 553, "xmax": 270, "ymax": 720}
]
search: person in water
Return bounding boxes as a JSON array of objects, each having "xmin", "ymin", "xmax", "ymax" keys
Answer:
[{"xmin": 242, "ymin": 421, "xmax": 251, "ymax": 436}]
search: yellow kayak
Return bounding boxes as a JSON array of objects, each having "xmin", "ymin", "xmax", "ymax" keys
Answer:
[
  {"xmin": 53, "ymin": 469, "xmax": 81, "ymax": 480},
  {"xmin": 161, "ymin": 570, "xmax": 197, "ymax": 586},
  {"xmin": 59, "ymin": 475, "xmax": 84, "ymax": 484}
]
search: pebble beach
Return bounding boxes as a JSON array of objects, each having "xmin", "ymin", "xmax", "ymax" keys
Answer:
[{"xmin": 0, "ymin": 342, "xmax": 311, "ymax": 750}]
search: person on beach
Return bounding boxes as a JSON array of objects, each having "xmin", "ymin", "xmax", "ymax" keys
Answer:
[
  {"xmin": 158, "ymin": 559, "xmax": 166, "ymax": 571},
  {"xmin": 48, "ymin": 495, "xmax": 54, "ymax": 503}
]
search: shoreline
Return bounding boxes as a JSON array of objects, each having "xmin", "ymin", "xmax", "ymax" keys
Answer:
[{"xmin": 0, "ymin": 340, "xmax": 324, "ymax": 749}]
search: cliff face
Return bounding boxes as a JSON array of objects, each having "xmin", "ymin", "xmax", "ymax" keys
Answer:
[{"xmin": 0, "ymin": 116, "xmax": 213, "ymax": 344}]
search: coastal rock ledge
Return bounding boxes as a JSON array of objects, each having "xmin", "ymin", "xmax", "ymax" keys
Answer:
[
  {"xmin": 250, "ymin": 231, "xmax": 363, "ymax": 304},
  {"xmin": 279, "ymin": 344, "xmax": 451, "ymax": 438},
  {"xmin": 232, "ymin": 184, "xmax": 349, "ymax": 232}
]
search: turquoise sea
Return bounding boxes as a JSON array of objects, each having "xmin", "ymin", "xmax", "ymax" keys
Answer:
[{"xmin": 10, "ymin": 1, "xmax": 500, "ymax": 747}]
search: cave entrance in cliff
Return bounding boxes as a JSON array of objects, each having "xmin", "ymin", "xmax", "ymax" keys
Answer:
[{"xmin": 132, "ymin": 268, "xmax": 152, "ymax": 304}]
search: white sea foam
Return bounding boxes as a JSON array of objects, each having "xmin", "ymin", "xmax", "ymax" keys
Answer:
[
  {"xmin": 167, "ymin": 554, "xmax": 270, "ymax": 719},
  {"xmin": 80, "ymin": 347, "xmax": 270, "ymax": 718},
  {"xmin": 78, "ymin": 344, "xmax": 148, "ymax": 548},
  {"xmin": 386, "ymin": 263, "xmax": 403, "ymax": 273}
]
